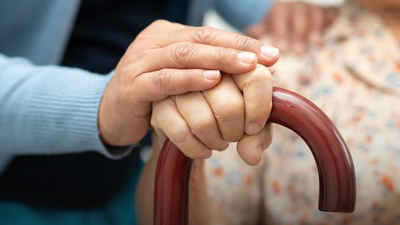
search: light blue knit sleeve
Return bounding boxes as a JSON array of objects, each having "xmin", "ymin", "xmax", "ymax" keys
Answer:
[
  {"xmin": 0, "ymin": 54, "xmax": 132, "ymax": 159},
  {"xmin": 215, "ymin": 0, "xmax": 275, "ymax": 31}
]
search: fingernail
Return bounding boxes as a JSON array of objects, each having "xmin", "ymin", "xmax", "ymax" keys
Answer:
[
  {"xmin": 203, "ymin": 70, "xmax": 220, "ymax": 80},
  {"xmin": 261, "ymin": 46, "xmax": 279, "ymax": 59},
  {"xmin": 237, "ymin": 52, "xmax": 256, "ymax": 65},
  {"xmin": 246, "ymin": 123, "xmax": 262, "ymax": 135}
]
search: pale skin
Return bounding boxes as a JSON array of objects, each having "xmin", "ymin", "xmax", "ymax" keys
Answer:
[
  {"xmin": 143, "ymin": 1, "xmax": 400, "ymax": 225},
  {"xmin": 136, "ymin": 1, "xmax": 400, "ymax": 225},
  {"xmin": 137, "ymin": 0, "xmax": 400, "ymax": 224},
  {"xmin": 99, "ymin": 21, "xmax": 280, "ymax": 224},
  {"xmin": 133, "ymin": 2, "xmax": 341, "ymax": 224},
  {"xmin": 137, "ymin": 65, "xmax": 275, "ymax": 225},
  {"xmin": 98, "ymin": 1, "xmax": 341, "ymax": 150},
  {"xmin": 98, "ymin": 20, "xmax": 280, "ymax": 149},
  {"xmin": 151, "ymin": 65, "xmax": 274, "ymax": 165}
]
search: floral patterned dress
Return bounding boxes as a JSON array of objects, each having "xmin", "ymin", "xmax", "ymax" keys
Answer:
[{"xmin": 205, "ymin": 1, "xmax": 400, "ymax": 224}]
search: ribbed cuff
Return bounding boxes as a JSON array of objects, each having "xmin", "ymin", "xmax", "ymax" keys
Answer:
[{"xmin": 26, "ymin": 67, "xmax": 131, "ymax": 159}]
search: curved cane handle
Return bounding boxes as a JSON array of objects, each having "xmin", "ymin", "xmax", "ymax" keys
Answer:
[{"xmin": 154, "ymin": 87, "xmax": 356, "ymax": 225}]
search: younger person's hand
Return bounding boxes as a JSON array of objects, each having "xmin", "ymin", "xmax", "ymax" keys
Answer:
[
  {"xmin": 98, "ymin": 20, "xmax": 280, "ymax": 148},
  {"xmin": 245, "ymin": 1, "xmax": 338, "ymax": 54}
]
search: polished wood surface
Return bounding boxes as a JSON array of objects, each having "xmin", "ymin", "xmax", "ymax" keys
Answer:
[{"xmin": 154, "ymin": 87, "xmax": 356, "ymax": 225}]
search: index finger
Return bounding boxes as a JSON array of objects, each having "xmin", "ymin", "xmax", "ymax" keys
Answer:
[{"xmin": 146, "ymin": 20, "xmax": 280, "ymax": 68}]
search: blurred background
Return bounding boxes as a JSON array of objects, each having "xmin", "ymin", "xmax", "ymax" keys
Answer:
[{"xmin": 204, "ymin": 0, "xmax": 345, "ymax": 32}]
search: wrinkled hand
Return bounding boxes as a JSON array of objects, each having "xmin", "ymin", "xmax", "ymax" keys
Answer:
[
  {"xmin": 137, "ymin": 64, "xmax": 274, "ymax": 225},
  {"xmin": 151, "ymin": 65, "xmax": 274, "ymax": 166},
  {"xmin": 99, "ymin": 20, "xmax": 280, "ymax": 147},
  {"xmin": 245, "ymin": 1, "xmax": 337, "ymax": 54}
]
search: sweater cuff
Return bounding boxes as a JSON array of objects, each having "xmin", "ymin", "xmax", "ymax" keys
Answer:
[{"xmin": 26, "ymin": 67, "xmax": 132, "ymax": 159}]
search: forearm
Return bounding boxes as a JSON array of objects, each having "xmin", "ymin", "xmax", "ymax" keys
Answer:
[
  {"xmin": 0, "ymin": 54, "xmax": 128, "ymax": 158},
  {"xmin": 215, "ymin": 0, "xmax": 274, "ymax": 31}
]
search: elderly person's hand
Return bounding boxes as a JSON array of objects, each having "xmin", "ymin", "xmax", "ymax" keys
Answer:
[
  {"xmin": 245, "ymin": 1, "xmax": 338, "ymax": 54},
  {"xmin": 137, "ymin": 64, "xmax": 274, "ymax": 225},
  {"xmin": 151, "ymin": 64, "xmax": 273, "ymax": 165},
  {"xmin": 98, "ymin": 20, "xmax": 279, "ymax": 148}
]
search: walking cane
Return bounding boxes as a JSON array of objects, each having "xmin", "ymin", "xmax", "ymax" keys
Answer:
[{"xmin": 154, "ymin": 87, "xmax": 356, "ymax": 225}]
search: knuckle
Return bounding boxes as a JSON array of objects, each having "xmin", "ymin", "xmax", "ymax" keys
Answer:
[
  {"xmin": 222, "ymin": 126, "xmax": 243, "ymax": 142},
  {"xmin": 150, "ymin": 102, "xmax": 165, "ymax": 128},
  {"xmin": 169, "ymin": 127, "xmax": 192, "ymax": 144},
  {"xmin": 234, "ymin": 35, "xmax": 260, "ymax": 51},
  {"xmin": 214, "ymin": 101, "xmax": 243, "ymax": 123},
  {"xmin": 154, "ymin": 69, "xmax": 171, "ymax": 93},
  {"xmin": 140, "ymin": 20, "xmax": 170, "ymax": 39},
  {"xmin": 128, "ymin": 51, "xmax": 147, "ymax": 65},
  {"xmin": 150, "ymin": 117, "xmax": 157, "ymax": 129},
  {"xmin": 190, "ymin": 119, "xmax": 215, "ymax": 137},
  {"xmin": 150, "ymin": 19, "xmax": 170, "ymax": 28},
  {"xmin": 211, "ymin": 48, "xmax": 230, "ymax": 66},
  {"xmin": 171, "ymin": 42, "xmax": 194, "ymax": 66},
  {"xmin": 192, "ymin": 26, "xmax": 217, "ymax": 43},
  {"xmin": 150, "ymin": 111, "xmax": 161, "ymax": 129}
]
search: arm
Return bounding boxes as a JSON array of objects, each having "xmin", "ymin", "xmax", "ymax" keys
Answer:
[
  {"xmin": 1, "ymin": 20, "xmax": 279, "ymax": 156},
  {"xmin": 0, "ymin": 54, "xmax": 122, "ymax": 157},
  {"xmin": 215, "ymin": 0, "xmax": 274, "ymax": 31}
]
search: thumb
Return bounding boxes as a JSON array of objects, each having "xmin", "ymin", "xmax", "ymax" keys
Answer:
[
  {"xmin": 237, "ymin": 123, "xmax": 273, "ymax": 166},
  {"xmin": 134, "ymin": 69, "xmax": 221, "ymax": 102}
]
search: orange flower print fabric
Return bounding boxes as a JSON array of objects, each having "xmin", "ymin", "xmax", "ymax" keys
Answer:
[{"xmin": 205, "ymin": 1, "xmax": 400, "ymax": 224}]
